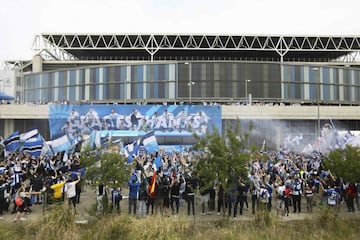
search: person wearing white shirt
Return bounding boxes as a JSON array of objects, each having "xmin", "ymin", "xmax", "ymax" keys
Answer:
[{"xmin": 65, "ymin": 172, "xmax": 81, "ymax": 213}]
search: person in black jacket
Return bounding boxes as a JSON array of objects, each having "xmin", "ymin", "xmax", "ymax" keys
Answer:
[
  {"xmin": 138, "ymin": 177, "xmax": 148, "ymax": 218},
  {"xmin": 234, "ymin": 180, "xmax": 247, "ymax": 217},
  {"xmin": 31, "ymin": 173, "xmax": 44, "ymax": 204},
  {"xmin": 162, "ymin": 175, "xmax": 171, "ymax": 217},
  {"xmin": 170, "ymin": 178, "xmax": 180, "ymax": 214},
  {"xmin": 185, "ymin": 176, "xmax": 197, "ymax": 215}
]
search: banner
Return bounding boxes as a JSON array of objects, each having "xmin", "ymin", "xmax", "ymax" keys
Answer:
[{"xmin": 48, "ymin": 104, "xmax": 222, "ymax": 140}]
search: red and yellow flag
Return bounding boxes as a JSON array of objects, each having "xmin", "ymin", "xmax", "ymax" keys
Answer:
[{"xmin": 150, "ymin": 171, "xmax": 157, "ymax": 196}]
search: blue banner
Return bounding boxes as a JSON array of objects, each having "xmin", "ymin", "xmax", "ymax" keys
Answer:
[{"xmin": 48, "ymin": 104, "xmax": 222, "ymax": 140}]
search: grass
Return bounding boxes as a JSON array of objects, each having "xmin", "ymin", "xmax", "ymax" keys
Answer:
[{"xmin": 0, "ymin": 205, "xmax": 359, "ymax": 240}]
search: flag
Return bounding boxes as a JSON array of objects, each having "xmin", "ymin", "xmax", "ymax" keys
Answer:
[
  {"xmin": 0, "ymin": 137, "xmax": 4, "ymax": 153},
  {"xmin": 41, "ymin": 136, "xmax": 54, "ymax": 156},
  {"xmin": 141, "ymin": 131, "xmax": 159, "ymax": 153},
  {"xmin": 149, "ymin": 171, "xmax": 157, "ymax": 196},
  {"xmin": 124, "ymin": 138, "xmax": 140, "ymax": 164},
  {"xmin": 92, "ymin": 131, "xmax": 112, "ymax": 149},
  {"xmin": 68, "ymin": 168, "xmax": 86, "ymax": 179},
  {"xmin": 260, "ymin": 140, "xmax": 266, "ymax": 152},
  {"xmin": 20, "ymin": 128, "xmax": 39, "ymax": 142},
  {"xmin": 21, "ymin": 134, "xmax": 43, "ymax": 157},
  {"xmin": 111, "ymin": 138, "xmax": 122, "ymax": 145},
  {"xmin": 3, "ymin": 131, "xmax": 20, "ymax": 152},
  {"xmin": 123, "ymin": 131, "xmax": 159, "ymax": 164},
  {"xmin": 153, "ymin": 152, "xmax": 162, "ymax": 169},
  {"xmin": 98, "ymin": 132, "xmax": 112, "ymax": 148},
  {"xmin": 102, "ymin": 132, "xmax": 112, "ymax": 147},
  {"xmin": 48, "ymin": 134, "xmax": 72, "ymax": 153},
  {"xmin": 71, "ymin": 135, "xmax": 83, "ymax": 153},
  {"xmin": 94, "ymin": 131, "xmax": 101, "ymax": 149}
]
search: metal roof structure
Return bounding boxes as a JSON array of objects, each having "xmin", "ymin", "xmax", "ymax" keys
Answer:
[{"xmin": 32, "ymin": 33, "xmax": 360, "ymax": 62}]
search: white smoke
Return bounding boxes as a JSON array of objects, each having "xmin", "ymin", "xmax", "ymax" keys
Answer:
[{"xmin": 241, "ymin": 119, "xmax": 360, "ymax": 156}]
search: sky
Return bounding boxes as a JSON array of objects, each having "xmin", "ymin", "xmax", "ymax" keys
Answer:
[{"xmin": 1, "ymin": 0, "xmax": 360, "ymax": 63}]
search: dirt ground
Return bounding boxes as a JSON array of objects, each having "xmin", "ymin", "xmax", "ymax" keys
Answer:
[{"xmin": 2, "ymin": 185, "xmax": 360, "ymax": 224}]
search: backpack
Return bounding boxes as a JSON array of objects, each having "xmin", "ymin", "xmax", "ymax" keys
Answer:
[
  {"xmin": 284, "ymin": 188, "xmax": 291, "ymax": 198},
  {"xmin": 328, "ymin": 189, "xmax": 338, "ymax": 206},
  {"xmin": 259, "ymin": 188, "xmax": 269, "ymax": 203},
  {"xmin": 113, "ymin": 190, "xmax": 122, "ymax": 200}
]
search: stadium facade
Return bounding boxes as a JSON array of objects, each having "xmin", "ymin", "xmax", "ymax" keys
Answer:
[{"xmin": 2, "ymin": 33, "xmax": 360, "ymax": 150}]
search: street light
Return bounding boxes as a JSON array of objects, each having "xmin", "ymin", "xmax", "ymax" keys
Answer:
[
  {"xmin": 313, "ymin": 67, "xmax": 320, "ymax": 137},
  {"xmin": 185, "ymin": 62, "xmax": 195, "ymax": 104},
  {"xmin": 245, "ymin": 79, "xmax": 251, "ymax": 105},
  {"xmin": 187, "ymin": 81, "xmax": 195, "ymax": 104}
]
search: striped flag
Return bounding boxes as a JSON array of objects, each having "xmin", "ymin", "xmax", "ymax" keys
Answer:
[
  {"xmin": 40, "ymin": 135, "xmax": 54, "ymax": 156},
  {"xmin": 123, "ymin": 131, "xmax": 159, "ymax": 164},
  {"xmin": 20, "ymin": 128, "xmax": 39, "ymax": 142},
  {"xmin": 94, "ymin": 131, "xmax": 112, "ymax": 149},
  {"xmin": 91, "ymin": 131, "xmax": 113, "ymax": 149},
  {"xmin": 140, "ymin": 131, "xmax": 159, "ymax": 153},
  {"xmin": 48, "ymin": 134, "xmax": 72, "ymax": 153},
  {"xmin": 124, "ymin": 138, "xmax": 140, "ymax": 164},
  {"xmin": 3, "ymin": 131, "xmax": 20, "ymax": 152},
  {"xmin": 21, "ymin": 134, "xmax": 43, "ymax": 157},
  {"xmin": 102, "ymin": 132, "xmax": 112, "ymax": 147}
]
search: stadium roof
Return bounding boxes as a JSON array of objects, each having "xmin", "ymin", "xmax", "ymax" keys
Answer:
[{"xmin": 33, "ymin": 33, "xmax": 360, "ymax": 62}]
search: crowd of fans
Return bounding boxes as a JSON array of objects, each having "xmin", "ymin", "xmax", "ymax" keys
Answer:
[
  {"xmin": 1, "ymin": 142, "xmax": 360, "ymax": 222},
  {"xmin": 109, "ymin": 148, "xmax": 360, "ymax": 218},
  {"xmin": 0, "ymin": 151, "xmax": 83, "ymax": 222}
]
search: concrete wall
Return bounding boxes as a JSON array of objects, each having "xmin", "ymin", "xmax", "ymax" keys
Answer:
[
  {"xmin": 222, "ymin": 105, "xmax": 360, "ymax": 120},
  {"xmin": 1, "ymin": 104, "xmax": 360, "ymax": 120}
]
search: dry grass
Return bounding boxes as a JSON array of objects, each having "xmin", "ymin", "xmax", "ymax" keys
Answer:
[{"xmin": 0, "ymin": 207, "xmax": 359, "ymax": 240}]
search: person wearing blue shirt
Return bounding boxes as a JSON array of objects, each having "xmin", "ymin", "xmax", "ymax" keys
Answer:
[
  {"xmin": 128, "ymin": 174, "xmax": 140, "ymax": 215},
  {"xmin": 291, "ymin": 176, "xmax": 302, "ymax": 213}
]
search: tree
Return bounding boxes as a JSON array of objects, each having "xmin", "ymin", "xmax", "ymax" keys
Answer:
[
  {"xmin": 81, "ymin": 151, "xmax": 130, "ymax": 187},
  {"xmin": 323, "ymin": 145, "xmax": 360, "ymax": 183},
  {"xmin": 192, "ymin": 121, "xmax": 250, "ymax": 216},
  {"xmin": 81, "ymin": 150, "xmax": 131, "ymax": 214}
]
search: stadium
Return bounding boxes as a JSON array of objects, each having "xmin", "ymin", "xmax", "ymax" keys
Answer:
[{"xmin": 1, "ymin": 33, "xmax": 360, "ymax": 150}]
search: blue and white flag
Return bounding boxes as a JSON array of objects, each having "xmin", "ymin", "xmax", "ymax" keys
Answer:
[
  {"xmin": 69, "ymin": 168, "xmax": 87, "ymax": 179},
  {"xmin": 41, "ymin": 136, "xmax": 54, "ymax": 156},
  {"xmin": 94, "ymin": 131, "xmax": 101, "ymax": 149},
  {"xmin": 47, "ymin": 134, "xmax": 72, "ymax": 153},
  {"xmin": 141, "ymin": 131, "xmax": 159, "ymax": 153},
  {"xmin": 124, "ymin": 138, "xmax": 140, "ymax": 164},
  {"xmin": 21, "ymin": 134, "xmax": 43, "ymax": 157},
  {"xmin": 3, "ymin": 131, "xmax": 20, "ymax": 152},
  {"xmin": 102, "ymin": 132, "xmax": 112, "ymax": 147},
  {"xmin": 124, "ymin": 131, "xmax": 159, "ymax": 164},
  {"xmin": 153, "ymin": 152, "xmax": 162, "ymax": 169},
  {"xmin": 94, "ymin": 131, "xmax": 112, "ymax": 149},
  {"xmin": 20, "ymin": 128, "xmax": 39, "ymax": 142}
]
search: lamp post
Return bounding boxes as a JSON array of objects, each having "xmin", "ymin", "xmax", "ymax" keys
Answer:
[
  {"xmin": 245, "ymin": 79, "xmax": 251, "ymax": 105},
  {"xmin": 313, "ymin": 67, "xmax": 320, "ymax": 137},
  {"xmin": 187, "ymin": 81, "xmax": 195, "ymax": 104},
  {"xmin": 185, "ymin": 62, "xmax": 195, "ymax": 104}
]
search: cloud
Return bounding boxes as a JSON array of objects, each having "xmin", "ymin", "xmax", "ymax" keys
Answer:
[{"xmin": 0, "ymin": 0, "xmax": 360, "ymax": 61}]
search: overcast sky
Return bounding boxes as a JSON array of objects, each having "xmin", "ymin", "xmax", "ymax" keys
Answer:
[{"xmin": 1, "ymin": 0, "xmax": 360, "ymax": 63}]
